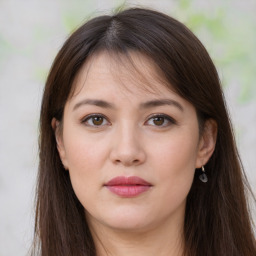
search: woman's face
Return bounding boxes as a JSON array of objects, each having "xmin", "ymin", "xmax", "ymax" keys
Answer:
[{"xmin": 55, "ymin": 52, "xmax": 214, "ymax": 233}]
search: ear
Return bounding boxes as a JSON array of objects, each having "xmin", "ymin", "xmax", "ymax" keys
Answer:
[
  {"xmin": 196, "ymin": 119, "xmax": 217, "ymax": 168},
  {"xmin": 51, "ymin": 118, "xmax": 69, "ymax": 170}
]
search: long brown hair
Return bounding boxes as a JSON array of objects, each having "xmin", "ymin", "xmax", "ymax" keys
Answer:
[{"xmin": 32, "ymin": 7, "xmax": 256, "ymax": 256}]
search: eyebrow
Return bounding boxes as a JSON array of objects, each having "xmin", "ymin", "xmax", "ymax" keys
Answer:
[
  {"xmin": 73, "ymin": 98, "xmax": 183, "ymax": 112},
  {"xmin": 140, "ymin": 99, "xmax": 184, "ymax": 112},
  {"xmin": 73, "ymin": 99, "xmax": 115, "ymax": 111}
]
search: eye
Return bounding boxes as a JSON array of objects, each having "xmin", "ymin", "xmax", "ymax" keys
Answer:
[
  {"xmin": 146, "ymin": 114, "xmax": 176, "ymax": 127},
  {"xmin": 81, "ymin": 114, "xmax": 110, "ymax": 127}
]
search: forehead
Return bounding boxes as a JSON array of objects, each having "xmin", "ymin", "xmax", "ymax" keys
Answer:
[
  {"xmin": 63, "ymin": 51, "xmax": 197, "ymax": 121},
  {"xmin": 71, "ymin": 51, "xmax": 176, "ymax": 98}
]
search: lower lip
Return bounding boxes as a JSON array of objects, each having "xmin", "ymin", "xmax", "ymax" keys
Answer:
[{"xmin": 105, "ymin": 185, "xmax": 151, "ymax": 197}]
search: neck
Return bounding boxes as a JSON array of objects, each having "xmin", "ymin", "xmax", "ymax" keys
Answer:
[{"xmin": 88, "ymin": 213, "xmax": 185, "ymax": 256}]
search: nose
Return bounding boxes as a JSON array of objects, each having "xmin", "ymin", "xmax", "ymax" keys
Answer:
[{"xmin": 109, "ymin": 124, "xmax": 146, "ymax": 167}]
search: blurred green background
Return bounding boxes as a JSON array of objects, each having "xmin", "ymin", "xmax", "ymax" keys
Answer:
[{"xmin": 0, "ymin": 0, "xmax": 255, "ymax": 255}]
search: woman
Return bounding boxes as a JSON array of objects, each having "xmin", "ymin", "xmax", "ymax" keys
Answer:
[{"xmin": 32, "ymin": 7, "xmax": 256, "ymax": 256}]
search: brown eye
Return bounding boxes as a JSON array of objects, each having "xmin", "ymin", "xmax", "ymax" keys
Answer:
[
  {"xmin": 152, "ymin": 116, "xmax": 165, "ymax": 126},
  {"xmin": 146, "ymin": 114, "xmax": 176, "ymax": 127},
  {"xmin": 82, "ymin": 114, "xmax": 109, "ymax": 127},
  {"xmin": 92, "ymin": 116, "xmax": 104, "ymax": 125}
]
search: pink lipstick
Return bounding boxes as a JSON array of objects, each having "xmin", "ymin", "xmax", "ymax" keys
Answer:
[{"xmin": 105, "ymin": 176, "xmax": 152, "ymax": 197}]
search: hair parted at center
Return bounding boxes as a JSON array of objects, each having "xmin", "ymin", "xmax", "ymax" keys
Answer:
[{"xmin": 32, "ymin": 7, "xmax": 256, "ymax": 256}]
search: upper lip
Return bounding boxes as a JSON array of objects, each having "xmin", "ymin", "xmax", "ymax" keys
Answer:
[{"xmin": 105, "ymin": 176, "xmax": 152, "ymax": 186}]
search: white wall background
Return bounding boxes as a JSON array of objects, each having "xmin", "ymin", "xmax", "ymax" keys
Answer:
[{"xmin": 0, "ymin": 0, "xmax": 255, "ymax": 255}]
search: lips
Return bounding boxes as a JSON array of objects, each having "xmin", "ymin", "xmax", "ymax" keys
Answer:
[{"xmin": 104, "ymin": 176, "xmax": 152, "ymax": 197}]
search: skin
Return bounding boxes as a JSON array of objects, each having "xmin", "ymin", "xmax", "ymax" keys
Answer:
[{"xmin": 53, "ymin": 52, "xmax": 217, "ymax": 256}]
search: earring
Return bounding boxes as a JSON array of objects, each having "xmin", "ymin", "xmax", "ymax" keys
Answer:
[{"xmin": 199, "ymin": 166, "xmax": 208, "ymax": 183}]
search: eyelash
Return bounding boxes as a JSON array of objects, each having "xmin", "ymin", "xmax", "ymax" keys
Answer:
[
  {"xmin": 81, "ymin": 114, "xmax": 176, "ymax": 128},
  {"xmin": 145, "ymin": 114, "xmax": 177, "ymax": 127},
  {"xmin": 81, "ymin": 114, "xmax": 110, "ymax": 127}
]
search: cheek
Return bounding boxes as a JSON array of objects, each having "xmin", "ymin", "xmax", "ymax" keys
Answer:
[
  {"xmin": 63, "ymin": 127, "xmax": 109, "ymax": 171},
  {"xmin": 154, "ymin": 132, "xmax": 198, "ymax": 167},
  {"xmin": 62, "ymin": 130, "xmax": 110, "ymax": 197},
  {"xmin": 64, "ymin": 142, "xmax": 104, "ymax": 211},
  {"xmin": 150, "ymin": 131, "xmax": 198, "ymax": 200}
]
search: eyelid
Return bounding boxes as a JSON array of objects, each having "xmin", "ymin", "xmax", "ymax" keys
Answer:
[
  {"xmin": 145, "ymin": 114, "xmax": 177, "ymax": 126},
  {"xmin": 80, "ymin": 113, "xmax": 176, "ymax": 127},
  {"xmin": 81, "ymin": 113, "xmax": 110, "ymax": 127}
]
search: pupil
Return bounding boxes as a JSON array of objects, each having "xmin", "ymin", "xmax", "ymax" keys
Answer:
[
  {"xmin": 153, "ymin": 117, "xmax": 164, "ymax": 125},
  {"xmin": 93, "ymin": 117, "xmax": 103, "ymax": 125}
]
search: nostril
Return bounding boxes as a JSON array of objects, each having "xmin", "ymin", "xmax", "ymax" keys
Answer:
[
  {"xmin": 110, "ymin": 145, "xmax": 146, "ymax": 166},
  {"xmin": 113, "ymin": 158, "xmax": 141, "ymax": 166}
]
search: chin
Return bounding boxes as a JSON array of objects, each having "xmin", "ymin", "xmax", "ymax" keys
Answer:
[
  {"xmin": 104, "ymin": 217, "xmax": 153, "ymax": 232},
  {"xmin": 87, "ymin": 207, "xmax": 156, "ymax": 232}
]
